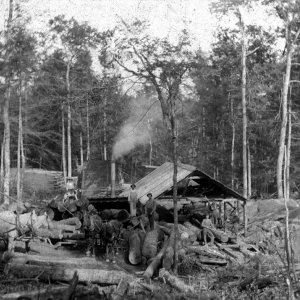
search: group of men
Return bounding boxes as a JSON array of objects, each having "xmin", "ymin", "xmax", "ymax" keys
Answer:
[{"xmin": 128, "ymin": 184, "xmax": 156, "ymax": 230}]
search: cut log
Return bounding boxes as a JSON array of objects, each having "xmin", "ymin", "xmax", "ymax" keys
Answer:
[
  {"xmin": 128, "ymin": 231, "xmax": 142, "ymax": 265},
  {"xmin": 142, "ymin": 229, "xmax": 159, "ymax": 259},
  {"xmin": 162, "ymin": 231, "xmax": 175, "ymax": 270},
  {"xmin": 35, "ymin": 228, "xmax": 63, "ymax": 239},
  {"xmin": 206, "ymin": 227, "xmax": 229, "ymax": 243},
  {"xmin": 6, "ymin": 263, "xmax": 135, "ymax": 284},
  {"xmin": 185, "ymin": 246, "xmax": 226, "ymax": 260},
  {"xmin": 159, "ymin": 268, "xmax": 195, "ymax": 294},
  {"xmin": 0, "ymin": 286, "xmax": 67, "ymax": 300},
  {"xmin": 47, "ymin": 221, "xmax": 77, "ymax": 233},
  {"xmin": 63, "ymin": 271, "xmax": 78, "ymax": 300},
  {"xmin": 57, "ymin": 217, "xmax": 82, "ymax": 230},
  {"xmin": 10, "ymin": 253, "xmax": 117, "ymax": 267},
  {"xmin": 110, "ymin": 278, "xmax": 128, "ymax": 300},
  {"xmin": 143, "ymin": 239, "xmax": 169, "ymax": 279},
  {"xmin": 1, "ymin": 285, "xmax": 105, "ymax": 300},
  {"xmin": 183, "ymin": 221, "xmax": 201, "ymax": 234}
]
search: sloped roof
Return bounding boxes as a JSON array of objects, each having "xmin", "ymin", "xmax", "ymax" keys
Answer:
[
  {"xmin": 120, "ymin": 162, "xmax": 196, "ymax": 204},
  {"xmin": 119, "ymin": 162, "xmax": 246, "ymax": 204}
]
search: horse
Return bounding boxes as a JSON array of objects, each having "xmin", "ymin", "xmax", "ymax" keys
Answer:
[
  {"xmin": 0, "ymin": 210, "xmax": 48, "ymax": 255},
  {"xmin": 84, "ymin": 211, "xmax": 122, "ymax": 262}
]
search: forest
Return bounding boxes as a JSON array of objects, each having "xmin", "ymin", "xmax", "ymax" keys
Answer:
[{"xmin": 0, "ymin": 0, "xmax": 299, "ymax": 204}]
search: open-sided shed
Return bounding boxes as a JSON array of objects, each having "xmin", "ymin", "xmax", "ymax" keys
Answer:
[
  {"xmin": 120, "ymin": 162, "xmax": 247, "ymax": 233},
  {"xmin": 120, "ymin": 162, "xmax": 246, "ymax": 203}
]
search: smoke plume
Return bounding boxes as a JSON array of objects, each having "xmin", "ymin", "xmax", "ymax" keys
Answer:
[{"xmin": 112, "ymin": 97, "xmax": 161, "ymax": 160}]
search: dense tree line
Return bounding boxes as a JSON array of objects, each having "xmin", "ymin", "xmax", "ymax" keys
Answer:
[{"xmin": 1, "ymin": 0, "xmax": 300, "ymax": 206}]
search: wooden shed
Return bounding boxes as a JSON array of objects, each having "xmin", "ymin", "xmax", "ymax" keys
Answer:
[{"xmin": 120, "ymin": 162, "xmax": 247, "ymax": 233}]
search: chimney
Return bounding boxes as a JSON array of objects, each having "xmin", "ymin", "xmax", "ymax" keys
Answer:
[{"xmin": 111, "ymin": 157, "xmax": 116, "ymax": 198}]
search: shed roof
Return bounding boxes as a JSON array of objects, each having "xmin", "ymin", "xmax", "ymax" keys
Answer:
[{"xmin": 119, "ymin": 162, "xmax": 246, "ymax": 204}]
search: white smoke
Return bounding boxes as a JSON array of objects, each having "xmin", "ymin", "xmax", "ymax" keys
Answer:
[{"xmin": 113, "ymin": 97, "xmax": 161, "ymax": 159}]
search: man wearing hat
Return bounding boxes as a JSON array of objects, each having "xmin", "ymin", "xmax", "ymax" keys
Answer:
[
  {"xmin": 144, "ymin": 192, "xmax": 156, "ymax": 230},
  {"xmin": 128, "ymin": 183, "xmax": 138, "ymax": 217}
]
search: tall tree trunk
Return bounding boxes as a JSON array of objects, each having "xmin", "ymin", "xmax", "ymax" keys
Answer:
[
  {"xmin": 240, "ymin": 15, "xmax": 248, "ymax": 199},
  {"xmin": 247, "ymin": 144, "xmax": 251, "ymax": 198},
  {"xmin": 171, "ymin": 114, "xmax": 178, "ymax": 274},
  {"xmin": 2, "ymin": 0, "xmax": 14, "ymax": 206},
  {"xmin": 80, "ymin": 130, "xmax": 83, "ymax": 166},
  {"xmin": 277, "ymin": 46, "xmax": 293, "ymax": 199},
  {"xmin": 17, "ymin": 77, "xmax": 22, "ymax": 203},
  {"xmin": 147, "ymin": 112, "xmax": 152, "ymax": 165},
  {"xmin": 61, "ymin": 104, "xmax": 67, "ymax": 184},
  {"xmin": 230, "ymin": 95, "xmax": 235, "ymax": 189},
  {"xmin": 103, "ymin": 95, "xmax": 107, "ymax": 161},
  {"xmin": 286, "ymin": 97, "xmax": 292, "ymax": 200},
  {"xmin": 66, "ymin": 61, "xmax": 72, "ymax": 178},
  {"xmin": 3, "ymin": 84, "xmax": 11, "ymax": 206},
  {"xmin": 86, "ymin": 97, "xmax": 90, "ymax": 161},
  {"xmin": 0, "ymin": 136, "xmax": 4, "ymax": 201}
]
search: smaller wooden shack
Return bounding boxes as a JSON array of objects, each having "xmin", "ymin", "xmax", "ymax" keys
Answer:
[{"xmin": 120, "ymin": 162, "xmax": 247, "ymax": 234}]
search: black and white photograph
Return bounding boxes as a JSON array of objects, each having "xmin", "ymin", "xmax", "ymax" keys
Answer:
[{"xmin": 0, "ymin": 0, "xmax": 299, "ymax": 299}]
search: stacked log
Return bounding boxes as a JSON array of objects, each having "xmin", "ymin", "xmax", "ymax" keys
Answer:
[
  {"xmin": 142, "ymin": 230, "xmax": 159, "ymax": 259},
  {"xmin": 128, "ymin": 231, "xmax": 142, "ymax": 265}
]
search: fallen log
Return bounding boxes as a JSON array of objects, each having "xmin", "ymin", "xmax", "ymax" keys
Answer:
[
  {"xmin": 0, "ymin": 285, "xmax": 105, "ymax": 300},
  {"xmin": 183, "ymin": 221, "xmax": 201, "ymax": 235},
  {"xmin": 144, "ymin": 238, "xmax": 169, "ymax": 279},
  {"xmin": 5, "ymin": 262, "xmax": 135, "ymax": 284},
  {"xmin": 162, "ymin": 231, "xmax": 175, "ymax": 270},
  {"xmin": 205, "ymin": 227, "xmax": 229, "ymax": 243},
  {"xmin": 110, "ymin": 278, "xmax": 128, "ymax": 300},
  {"xmin": 159, "ymin": 268, "xmax": 195, "ymax": 294},
  {"xmin": 142, "ymin": 229, "xmax": 159, "ymax": 259},
  {"xmin": 9, "ymin": 253, "xmax": 119, "ymax": 268},
  {"xmin": 197, "ymin": 257, "xmax": 227, "ymax": 266},
  {"xmin": 185, "ymin": 245, "xmax": 226, "ymax": 260},
  {"xmin": 57, "ymin": 217, "xmax": 82, "ymax": 230},
  {"xmin": 128, "ymin": 231, "xmax": 142, "ymax": 265},
  {"xmin": 47, "ymin": 221, "xmax": 77, "ymax": 233},
  {"xmin": 0, "ymin": 286, "xmax": 67, "ymax": 300},
  {"xmin": 63, "ymin": 271, "xmax": 78, "ymax": 300},
  {"xmin": 35, "ymin": 228, "xmax": 63, "ymax": 239}
]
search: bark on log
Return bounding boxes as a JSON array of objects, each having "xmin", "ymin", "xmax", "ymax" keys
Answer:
[
  {"xmin": 207, "ymin": 227, "xmax": 229, "ymax": 243},
  {"xmin": 0, "ymin": 285, "xmax": 106, "ymax": 300},
  {"xmin": 35, "ymin": 228, "xmax": 63, "ymax": 239},
  {"xmin": 128, "ymin": 231, "xmax": 142, "ymax": 265},
  {"xmin": 110, "ymin": 278, "xmax": 128, "ymax": 300},
  {"xmin": 159, "ymin": 268, "xmax": 195, "ymax": 294},
  {"xmin": 143, "ymin": 239, "xmax": 169, "ymax": 279},
  {"xmin": 142, "ymin": 229, "xmax": 159, "ymax": 259},
  {"xmin": 183, "ymin": 221, "xmax": 201, "ymax": 234},
  {"xmin": 185, "ymin": 246, "xmax": 226, "ymax": 260},
  {"xmin": 6, "ymin": 263, "xmax": 134, "ymax": 284},
  {"xmin": 162, "ymin": 231, "xmax": 175, "ymax": 270},
  {"xmin": 0, "ymin": 286, "xmax": 67, "ymax": 300},
  {"xmin": 57, "ymin": 217, "xmax": 82, "ymax": 230},
  {"xmin": 47, "ymin": 221, "xmax": 77, "ymax": 233},
  {"xmin": 10, "ymin": 253, "xmax": 116, "ymax": 267},
  {"xmin": 63, "ymin": 271, "xmax": 78, "ymax": 300}
]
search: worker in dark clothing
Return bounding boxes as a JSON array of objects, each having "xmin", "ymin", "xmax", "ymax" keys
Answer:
[
  {"xmin": 144, "ymin": 193, "xmax": 156, "ymax": 230},
  {"xmin": 128, "ymin": 184, "xmax": 138, "ymax": 217},
  {"xmin": 210, "ymin": 201, "xmax": 220, "ymax": 228},
  {"xmin": 201, "ymin": 214, "xmax": 215, "ymax": 245},
  {"xmin": 84, "ymin": 204, "xmax": 102, "ymax": 257},
  {"xmin": 231, "ymin": 214, "xmax": 240, "ymax": 241}
]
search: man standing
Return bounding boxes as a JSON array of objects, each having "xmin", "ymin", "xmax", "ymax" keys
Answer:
[
  {"xmin": 201, "ymin": 214, "xmax": 215, "ymax": 245},
  {"xmin": 145, "ymin": 193, "xmax": 156, "ymax": 230},
  {"xmin": 128, "ymin": 184, "xmax": 138, "ymax": 217}
]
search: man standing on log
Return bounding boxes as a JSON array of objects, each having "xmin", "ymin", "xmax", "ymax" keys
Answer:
[
  {"xmin": 128, "ymin": 184, "xmax": 138, "ymax": 217},
  {"xmin": 201, "ymin": 214, "xmax": 215, "ymax": 245},
  {"xmin": 145, "ymin": 193, "xmax": 156, "ymax": 230}
]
